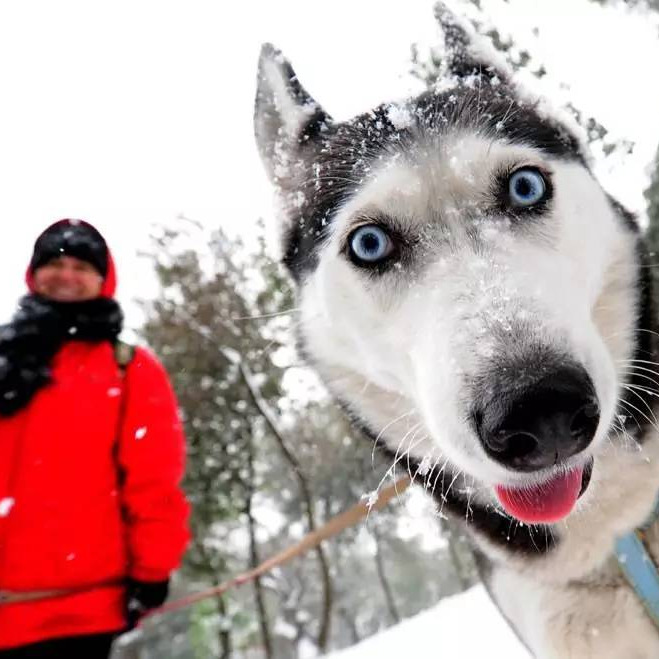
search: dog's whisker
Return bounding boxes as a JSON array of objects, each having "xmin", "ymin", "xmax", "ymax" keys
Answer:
[
  {"xmin": 627, "ymin": 328, "xmax": 659, "ymax": 340},
  {"xmin": 438, "ymin": 469, "xmax": 463, "ymax": 520},
  {"xmin": 424, "ymin": 453, "xmax": 444, "ymax": 493},
  {"xmin": 617, "ymin": 397, "xmax": 655, "ymax": 434},
  {"xmin": 403, "ymin": 425, "xmax": 425, "ymax": 482},
  {"xmin": 619, "ymin": 360, "xmax": 659, "ymax": 370},
  {"xmin": 464, "ymin": 473, "xmax": 478, "ymax": 522},
  {"xmin": 618, "ymin": 358, "xmax": 659, "ymax": 369},
  {"xmin": 391, "ymin": 422, "xmax": 422, "ymax": 473},
  {"xmin": 620, "ymin": 384, "xmax": 659, "ymax": 425},
  {"xmin": 391, "ymin": 430, "xmax": 428, "ymax": 506},
  {"xmin": 616, "ymin": 404, "xmax": 643, "ymax": 436},
  {"xmin": 526, "ymin": 524, "xmax": 542, "ymax": 554},
  {"xmin": 377, "ymin": 422, "xmax": 424, "ymax": 494},
  {"xmin": 409, "ymin": 437, "xmax": 433, "ymax": 483},
  {"xmin": 610, "ymin": 418, "xmax": 642, "ymax": 452},
  {"xmin": 230, "ymin": 307, "xmax": 301, "ymax": 321},
  {"xmin": 364, "ymin": 426, "xmax": 427, "ymax": 524},
  {"xmin": 370, "ymin": 409, "xmax": 416, "ymax": 462},
  {"xmin": 624, "ymin": 382, "xmax": 659, "ymax": 398},
  {"xmin": 431, "ymin": 457, "xmax": 451, "ymax": 501},
  {"xmin": 618, "ymin": 366, "xmax": 659, "ymax": 389}
]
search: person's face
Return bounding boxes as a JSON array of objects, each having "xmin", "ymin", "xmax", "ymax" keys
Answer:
[{"xmin": 32, "ymin": 256, "xmax": 104, "ymax": 302}]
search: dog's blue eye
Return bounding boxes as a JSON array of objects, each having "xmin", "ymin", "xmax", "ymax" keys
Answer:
[
  {"xmin": 508, "ymin": 168, "xmax": 546, "ymax": 207},
  {"xmin": 349, "ymin": 225, "xmax": 394, "ymax": 265}
]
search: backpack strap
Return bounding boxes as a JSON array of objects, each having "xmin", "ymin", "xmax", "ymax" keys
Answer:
[
  {"xmin": 112, "ymin": 340, "xmax": 136, "ymax": 477},
  {"xmin": 114, "ymin": 340, "xmax": 136, "ymax": 375}
]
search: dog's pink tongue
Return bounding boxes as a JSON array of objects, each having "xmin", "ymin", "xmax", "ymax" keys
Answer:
[{"xmin": 494, "ymin": 467, "xmax": 583, "ymax": 524}]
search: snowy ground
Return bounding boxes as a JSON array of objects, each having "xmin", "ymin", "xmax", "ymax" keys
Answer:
[{"xmin": 325, "ymin": 585, "xmax": 531, "ymax": 659}]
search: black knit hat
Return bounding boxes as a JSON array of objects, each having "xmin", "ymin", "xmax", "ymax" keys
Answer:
[{"xmin": 29, "ymin": 220, "xmax": 108, "ymax": 278}]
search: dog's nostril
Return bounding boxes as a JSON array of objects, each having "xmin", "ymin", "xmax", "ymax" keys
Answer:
[
  {"xmin": 494, "ymin": 432, "xmax": 539, "ymax": 461},
  {"xmin": 570, "ymin": 402, "xmax": 600, "ymax": 440}
]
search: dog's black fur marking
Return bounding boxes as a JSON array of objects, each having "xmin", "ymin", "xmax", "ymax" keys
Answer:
[
  {"xmin": 618, "ymin": 239, "xmax": 659, "ymax": 443},
  {"xmin": 601, "ymin": 195, "xmax": 659, "ymax": 445}
]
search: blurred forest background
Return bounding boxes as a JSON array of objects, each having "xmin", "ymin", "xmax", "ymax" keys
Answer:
[{"xmin": 113, "ymin": 1, "xmax": 659, "ymax": 657}]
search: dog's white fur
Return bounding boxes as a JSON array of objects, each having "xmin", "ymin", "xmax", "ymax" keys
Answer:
[{"xmin": 254, "ymin": 35, "xmax": 659, "ymax": 657}]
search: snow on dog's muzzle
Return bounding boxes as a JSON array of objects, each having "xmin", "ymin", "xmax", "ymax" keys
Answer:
[{"xmin": 472, "ymin": 363, "xmax": 600, "ymax": 522}]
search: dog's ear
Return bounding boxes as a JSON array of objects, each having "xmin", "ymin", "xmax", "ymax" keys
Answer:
[
  {"xmin": 435, "ymin": 3, "xmax": 510, "ymax": 83},
  {"xmin": 254, "ymin": 44, "xmax": 331, "ymax": 186}
]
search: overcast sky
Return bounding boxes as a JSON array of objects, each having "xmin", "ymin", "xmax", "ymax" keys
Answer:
[{"xmin": 0, "ymin": 0, "xmax": 657, "ymax": 326}]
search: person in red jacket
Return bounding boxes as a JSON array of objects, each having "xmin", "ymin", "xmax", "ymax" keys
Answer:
[{"xmin": 0, "ymin": 220, "xmax": 190, "ymax": 658}]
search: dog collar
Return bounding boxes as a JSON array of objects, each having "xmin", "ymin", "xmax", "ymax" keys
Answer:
[{"xmin": 615, "ymin": 496, "xmax": 659, "ymax": 629}]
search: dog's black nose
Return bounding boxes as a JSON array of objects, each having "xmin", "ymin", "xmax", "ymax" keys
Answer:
[{"xmin": 475, "ymin": 367, "xmax": 599, "ymax": 472}]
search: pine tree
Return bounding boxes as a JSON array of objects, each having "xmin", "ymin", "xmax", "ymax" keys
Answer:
[{"xmin": 140, "ymin": 223, "xmax": 289, "ymax": 657}]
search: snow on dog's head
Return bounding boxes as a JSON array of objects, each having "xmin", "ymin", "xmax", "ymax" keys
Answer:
[{"xmin": 254, "ymin": 10, "xmax": 643, "ymax": 525}]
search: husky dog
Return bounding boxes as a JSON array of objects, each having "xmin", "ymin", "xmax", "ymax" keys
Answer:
[{"xmin": 254, "ymin": 9, "xmax": 659, "ymax": 658}]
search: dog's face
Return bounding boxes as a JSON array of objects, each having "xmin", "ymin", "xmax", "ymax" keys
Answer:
[{"xmin": 254, "ymin": 23, "xmax": 643, "ymax": 526}]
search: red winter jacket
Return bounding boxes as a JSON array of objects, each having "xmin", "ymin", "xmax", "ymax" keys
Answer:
[{"xmin": 0, "ymin": 247, "xmax": 190, "ymax": 649}]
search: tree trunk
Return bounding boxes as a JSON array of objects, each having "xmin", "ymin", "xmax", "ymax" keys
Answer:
[
  {"xmin": 237, "ymin": 361, "xmax": 334, "ymax": 651},
  {"xmin": 372, "ymin": 527, "xmax": 401, "ymax": 624},
  {"xmin": 195, "ymin": 540, "xmax": 233, "ymax": 659},
  {"xmin": 338, "ymin": 605, "xmax": 361, "ymax": 644},
  {"xmin": 215, "ymin": 594, "xmax": 232, "ymax": 659},
  {"xmin": 246, "ymin": 435, "xmax": 274, "ymax": 658}
]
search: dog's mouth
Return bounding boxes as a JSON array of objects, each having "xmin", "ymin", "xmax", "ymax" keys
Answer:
[{"xmin": 493, "ymin": 457, "xmax": 594, "ymax": 524}]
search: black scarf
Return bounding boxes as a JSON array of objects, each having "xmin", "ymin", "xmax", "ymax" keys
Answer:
[{"xmin": 0, "ymin": 294, "xmax": 123, "ymax": 416}]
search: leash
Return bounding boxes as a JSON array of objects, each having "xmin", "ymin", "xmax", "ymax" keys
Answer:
[
  {"xmin": 0, "ymin": 474, "xmax": 410, "ymax": 618},
  {"xmin": 0, "ymin": 579, "xmax": 123, "ymax": 606},
  {"xmin": 615, "ymin": 496, "xmax": 659, "ymax": 629},
  {"xmin": 141, "ymin": 475, "xmax": 412, "ymax": 622},
  {"xmin": 0, "ymin": 470, "xmax": 400, "ymax": 608}
]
